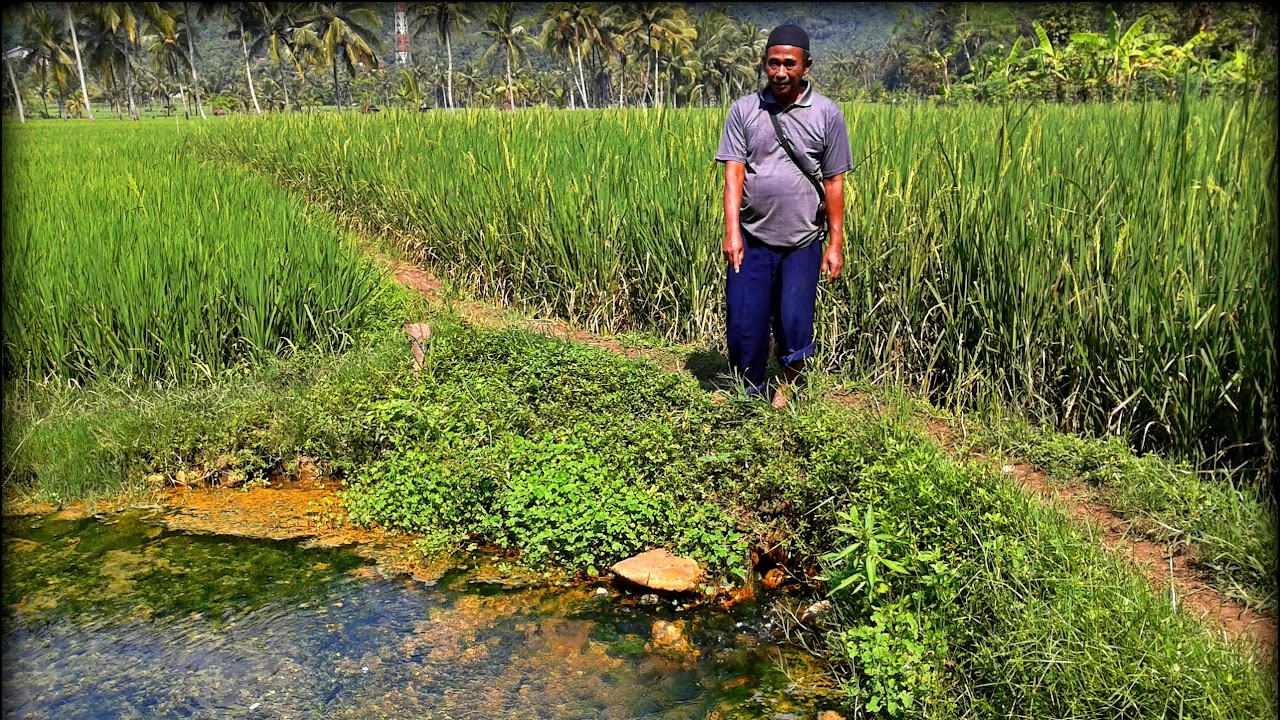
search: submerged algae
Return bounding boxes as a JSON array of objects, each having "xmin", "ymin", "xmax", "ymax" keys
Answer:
[{"xmin": 4, "ymin": 510, "xmax": 843, "ymax": 719}]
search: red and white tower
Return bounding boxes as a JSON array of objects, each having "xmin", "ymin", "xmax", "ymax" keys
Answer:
[{"xmin": 395, "ymin": 3, "xmax": 411, "ymax": 66}]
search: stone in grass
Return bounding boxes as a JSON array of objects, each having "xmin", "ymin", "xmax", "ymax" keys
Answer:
[
  {"xmin": 403, "ymin": 322, "xmax": 432, "ymax": 372},
  {"xmin": 611, "ymin": 549, "xmax": 705, "ymax": 594}
]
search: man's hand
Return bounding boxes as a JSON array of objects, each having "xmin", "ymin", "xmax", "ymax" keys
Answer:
[
  {"xmin": 820, "ymin": 242, "xmax": 843, "ymax": 281},
  {"xmin": 723, "ymin": 161, "xmax": 746, "ymax": 273},
  {"xmin": 723, "ymin": 231, "xmax": 744, "ymax": 273}
]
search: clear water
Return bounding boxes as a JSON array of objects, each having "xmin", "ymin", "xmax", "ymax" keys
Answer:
[{"xmin": 3, "ymin": 510, "xmax": 840, "ymax": 719}]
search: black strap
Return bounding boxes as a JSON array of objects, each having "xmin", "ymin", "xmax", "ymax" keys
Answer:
[{"xmin": 768, "ymin": 109, "xmax": 826, "ymax": 207}]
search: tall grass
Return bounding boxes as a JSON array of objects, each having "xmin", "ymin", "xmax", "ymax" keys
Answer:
[
  {"xmin": 1, "ymin": 120, "xmax": 384, "ymax": 382},
  {"xmin": 189, "ymin": 98, "xmax": 1275, "ymax": 473}
]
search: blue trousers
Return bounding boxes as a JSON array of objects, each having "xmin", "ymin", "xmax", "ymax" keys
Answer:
[{"xmin": 725, "ymin": 235, "xmax": 823, "ymax": 394}]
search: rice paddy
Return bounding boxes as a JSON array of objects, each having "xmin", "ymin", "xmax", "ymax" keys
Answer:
[
  {"xmin": 1, "ymin": 96, "xmax": 1276, "ymax": 719},
  {"xmin": 187, "ymin": 96, "xmax": 1277, "ymax": 474},
  {"xmin": 1, "ymin": 121, "xmax": 385, "ymax": 383}
]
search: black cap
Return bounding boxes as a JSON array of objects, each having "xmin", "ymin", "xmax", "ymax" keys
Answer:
[{"xmin": 766, "ymin": 24, "xmax": 810, "ymax": 52}]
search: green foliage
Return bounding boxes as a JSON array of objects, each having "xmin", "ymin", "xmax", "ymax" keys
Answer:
[
  {"xmin": 814, "ymin": 435, "xmax": 1274, "ymax": 718},
  {"xmin": 188, "ymin": 97, "xmax": 1277, "ymax": 478},
  {"xmin": 5, "ymin": 310, "xmax": 1276, "ymax": 717},
  {"xmin": 1, "ymin": 121, "xmax": 385, "ymax": 383},
  {"xmin": 975, "ymin": 419, "xmax": 1278, "ymax": 611},
  {"xmin": 1, "ymin": 288, "xmax": 416, "ymax": 503},
  {"xmin": 489, "ymin": 434, "xmax": 725, "ymax": 570},
  {"xmin": 337, "ymin": 323, "xmax": 750, "ymax": 575},
  {"xmin": 832, "ymin": 598, "xmax": 946, "ymax": 717}
]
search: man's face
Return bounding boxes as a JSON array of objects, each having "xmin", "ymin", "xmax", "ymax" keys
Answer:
[{"xmin": 764, "ymin": 45, "xmax": 810, "ymax": 96}]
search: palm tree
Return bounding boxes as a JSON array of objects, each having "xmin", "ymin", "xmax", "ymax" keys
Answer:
[
  {"xmin": 17, "ymin": 4, "xmax": 74, "ymax": 119},
  {"xmin": 479, "ymin": 3, "xmax": 531, "ymax": 109},
  {"xmin": 79, "ymin": 5, "xmax": 126, "ymax": 117},
  {"xmin": 180, "ymin": 2, "xmax": 210, "ymax": 118},
  {"xmin": 579, "ymin": 3, "xmax": 617, "ymax": 107},
  {"xmin": 221, "ymin": 2, "xmax": 263, "ymax": 114},
  {"xmin": 538, "ymin": 3, "xmax": 583, "ymax": 107},
  {"xmin": 294, "ymin": 3, "xmax": 381, "ymax": 112},
  {"xmin": 61, "ymin": 2, "xmax": 95, "ymax": 119},
  {"xmin": 408, "ymin": 2, "xmax": 469, "ymax": 109},
  {"xmin": 91, "ymin": 3, "xmax": 144, "ymax": 119},
  {"xmin": 540, "ymin": 3, "xmax": 597, "ymax": 108},
  {"xmin": 452, "ymin": 59, "xmax": 483, "ymax": 107},
  {"xmin": 3, "ymin": 44, "xmax": 26, "ymax": 122},
  {"xmin": 621, "ymin": 2, "xmax": 693, "ymax": 107},
  {"xmin": 144, "ymin": 3, "xmax": 192, "ymax": 117},
  {"xmin": 246, "ymin": 2, "xmax": 305, "ymax": 113}
]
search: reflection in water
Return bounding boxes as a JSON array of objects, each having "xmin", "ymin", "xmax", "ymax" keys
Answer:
[{"xmin": 3, "ymin": 511, "xmax": 839, "ymax": 719}]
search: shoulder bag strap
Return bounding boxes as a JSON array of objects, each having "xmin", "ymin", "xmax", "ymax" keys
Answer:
[{"xmin": 768, "ymin": 109, "xmax": 826, "ymax": 207}]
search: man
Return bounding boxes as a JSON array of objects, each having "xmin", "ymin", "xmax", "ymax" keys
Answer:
[{"xmin": 715, "ymin": 24, "xmax": 852, "ymax": 407}]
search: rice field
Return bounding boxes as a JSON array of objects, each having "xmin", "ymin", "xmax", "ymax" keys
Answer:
[
  {"xmin": 1, "ymin": 108, "xmax": 1276, "ymax": 718},
  {"xmin": 1, "ymin": 121, "xmax": 385, "ymax": 382},
  {"xmin": 190, "ymin": 97, "xmax": 1277, "ymax": 472}
]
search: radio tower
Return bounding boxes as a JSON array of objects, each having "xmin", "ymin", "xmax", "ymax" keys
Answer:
[{"xmin": 395, "ymin": 3, "xmax": 411, "ymax": 66}]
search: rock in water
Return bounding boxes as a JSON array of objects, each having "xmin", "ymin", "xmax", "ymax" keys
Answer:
[
  {"xmin": 648, "ymin": 619, "xmax": 696, "ymax": 656},
  {"xmin": 800, "ymin": 599, "xmax": 834, "ymax": 625},
  {"xmin": 611, "ymin": 549, "xmax": 705, "ymax": 593}
]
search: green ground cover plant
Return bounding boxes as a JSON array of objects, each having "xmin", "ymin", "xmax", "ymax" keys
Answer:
[
  {"xmin": 4, "ymin": 309, "xmax": 1274, "ymax": 718},
  {"xmin": 7, "ymin": 205, "xmax": 1270, "ymax": 716},
  {"xmin": 186, "ymin": 97, "xmax": 1277, "ymax": 478}
]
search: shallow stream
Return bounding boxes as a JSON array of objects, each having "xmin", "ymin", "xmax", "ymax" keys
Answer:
[{"xmin": 3, "ymin": 510, "xmax": 839, "ymax": 719}]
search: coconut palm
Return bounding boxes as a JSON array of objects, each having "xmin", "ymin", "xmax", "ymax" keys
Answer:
[
  {"xmin": 538, "ymin": 3, "xmax": 584, "ymax": 107},
  {"xmin": 620, "ymin": 2, "xmax": 694, "ymax": 107},
  {"xmin": 407, "ymin": 3, "xmax": 469, "ymax": 109},
  {"xmin": 3, "ymin": 41, "xmax": 26, "ymax": 122},
  {"xmin": 578, "ymin": 3, "xmax": 617, "ymax": 107},
  {"xmin": 246, "ymin": 2, "xmax": 306, "ymax": 113},
  {"xmin": 17, "ymin": 4, "xmax": 74, "ymax": 119},
  {"xmin": 219, "ymin": 2, "xmax": 264, "ymax": 114},
  {"xmin": 479, "ymin": 3, "xmax": 531, "ymax": 109},
  {"xmin": 293, "ymin": 3, "xmax": 382, "ymax": 112},
  {"xmin": 178, "ymin": 2, "xmax": 214, "ymax": 118},
  {"xmin": 79, "ymin": 5, "xmax": 128, "ymax": 117},
  {"xmin": 96, "ymin": 3, "xmax": 143, "ymax": 119},
  {"xmin": 538, "ymin": 3, "xmax": 594, "ymax": 108},
  {"xmin": 144, "ymin": 3, "xmax": 192, "ymax": 117},
  {"xmin": 60, "ymin": 2, "xmax": 95, "ymax": 120},
  {"xmin": 452, "ymin": 59, "xmax": 483, "ymax": 107}
]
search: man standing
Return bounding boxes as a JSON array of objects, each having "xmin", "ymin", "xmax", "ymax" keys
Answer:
[{"xmin": 715, "ymin": 24, "xmax": 852, "ymax": 407}]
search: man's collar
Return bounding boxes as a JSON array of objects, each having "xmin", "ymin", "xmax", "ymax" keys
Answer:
[{"xmin": 761, "ymin": 81, "xmax": 814, "ymax": 109}]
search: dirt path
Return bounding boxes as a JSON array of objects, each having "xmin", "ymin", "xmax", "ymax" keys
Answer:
[
  {"xmin": 1003, "ymin": 461, "xmax": 1275, "ymax": 658},
  {"xmin": 385, "ymin": 255, "xmax": 1277, "ymax": 664}
]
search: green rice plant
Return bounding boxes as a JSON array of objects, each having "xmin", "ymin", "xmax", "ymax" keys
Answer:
[
  {"xmin": 187, "ymin": 97, "xmax": 1275, "ymax": 475},
  {"xmin": 1, "ymin": 120, "xmax": 384, "ymax": 383}
]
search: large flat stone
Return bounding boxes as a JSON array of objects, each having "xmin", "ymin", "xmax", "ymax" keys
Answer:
[{"xmin": 610, "ymin": 549, "xmax": 704, "ymax": 593}]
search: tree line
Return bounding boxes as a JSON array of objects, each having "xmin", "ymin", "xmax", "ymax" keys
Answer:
[{"xmin": 2, "ymin": 2, "xmax": 1276, "ymax": 122}]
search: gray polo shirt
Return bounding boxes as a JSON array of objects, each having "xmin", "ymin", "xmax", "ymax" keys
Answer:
[{"xmin": 715, "ymin": 83, "xmax": 852, "ymax": 249}]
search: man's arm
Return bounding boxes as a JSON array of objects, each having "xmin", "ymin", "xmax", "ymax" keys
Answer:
[
  {"xmin": 723, "ymin": 161, "xmax": 745, "ymax": 273},
  {"xmin": 821, "ymin": 173, "xmax": 844, "ymax": 281}
]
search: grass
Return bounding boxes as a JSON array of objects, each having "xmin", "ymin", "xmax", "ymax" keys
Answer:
[
  {"xmin": 1, "ymin": 119, "xmax": 385, "ymax": 383},
  {"xmin": 184, "ymin": 97, "xmax": 1277, "ymax": 477},
  {"xmin": 3, "ymin": 105, "xmax": 1276, "ymax": 718},
  {"xmin": 970, "ymin": 418, "xmax": 1279, "ymax": 612},
  {"xmin": 3, "ymin": 306, "xmax": 1274, "ymax": 718}
]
